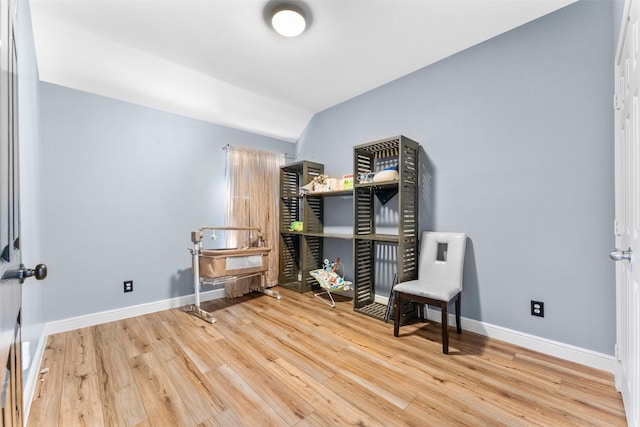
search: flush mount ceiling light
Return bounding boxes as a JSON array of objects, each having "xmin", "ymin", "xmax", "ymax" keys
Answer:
[{"xmin": 271, "ymin": 5, "xmax": 306, "ymax": 37}]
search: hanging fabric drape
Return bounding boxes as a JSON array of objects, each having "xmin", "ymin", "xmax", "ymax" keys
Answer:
[{"xmin": 225, "ymin": 146, "xmax": 284, "ymax": 294}]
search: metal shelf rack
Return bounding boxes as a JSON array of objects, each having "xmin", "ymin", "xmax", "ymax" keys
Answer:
[{"xmin": 352, "ymin": 135, "xmax": 420, "ymax": 320}]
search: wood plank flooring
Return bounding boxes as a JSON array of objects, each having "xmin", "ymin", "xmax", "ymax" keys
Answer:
[{"xmin": 27, "ymin": 287, "xmax": 627, "ymax": 426}]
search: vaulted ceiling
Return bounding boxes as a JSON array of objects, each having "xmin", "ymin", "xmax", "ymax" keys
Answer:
[{"xmin": 29, "ymin": 0, "xmax": 576, "ymax": 142}]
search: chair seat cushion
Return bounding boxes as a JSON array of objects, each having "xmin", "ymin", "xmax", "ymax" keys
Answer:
[{"xmin": 394, "ymin": 279, "xmax": 461, "ymax": 302}]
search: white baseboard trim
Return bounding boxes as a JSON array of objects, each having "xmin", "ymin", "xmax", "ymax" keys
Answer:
[
  {"xmin": 45, "ymin": 288, "xmax": 226, "ymax": 335},
  {"xmin": 374, "ymin": 294, "xmax": 390, "ymax": 306},
  {"xmin": 458, "ymin": 315, "xmax": 614, "ymax": 372},
  {"xmin": 23, "ymin": 327, "xmax": 48, "ymax": 423},
  {"xmin": 376, "ymin": 294, "xmax": 614, "ymax": 372}
]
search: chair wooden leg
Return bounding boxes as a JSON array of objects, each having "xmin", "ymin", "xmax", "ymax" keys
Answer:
[
  {"xmin": 455, "ymin": 294, "xmax": 462, "ymax": 334},
  {"xmin": 441, "ymin": 302, "xmax": 449, "ymax": 354},
  {"xmin": 393, "ymin": 292, "xmax": 401, "ymax": 337},
  {"xmin": 417, "ymin": 303, "xmax": 425, "ymax": 322}
]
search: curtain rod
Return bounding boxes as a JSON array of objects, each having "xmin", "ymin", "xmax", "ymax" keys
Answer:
[{"xmin": 222, "ymin": 143, "xmax": 295, "ymax": 159}]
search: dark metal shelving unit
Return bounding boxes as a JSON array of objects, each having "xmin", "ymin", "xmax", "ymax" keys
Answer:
[
  {"xmin": 352, "ymin": 135, "xmax": 420, "ymax": 320},
  {"xmin": 279, "ymin": 161, "xmax": 324, "ymax": 293},
  {"xmin": 278, "ymin": 161, "xmax": 354, "ymax": 293}
]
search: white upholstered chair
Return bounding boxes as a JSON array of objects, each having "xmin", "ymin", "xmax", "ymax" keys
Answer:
[{"xmin": 393, "ymin": 231, "xmax": 467, "ymax": 354}]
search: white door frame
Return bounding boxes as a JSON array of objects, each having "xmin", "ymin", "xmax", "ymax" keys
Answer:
[{"xmin": 614, "ymin": 1, "xmax": 640, "ymax": 425}]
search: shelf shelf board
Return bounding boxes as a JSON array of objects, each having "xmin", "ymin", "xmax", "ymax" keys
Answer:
[
  {"xmin": 306, "ymin": 189, "xmax": 353, "ymax": 197},
  {"xmin": 281, "ymin": 231, "xmax": 312, "ymax": 236},
  {"xmin": 306, "ymin": 232, "xmax": 353, "ymax": 239},
  {"xmin": 281, "ymin": 231, "xmax": 353, "ymax": 239},
  {"xmin": 354, "ymin": 181, "xmax": 398, "ymax": 189},
  {"xmin": 353, "ymin": 234, "xmax": 400, "ymax": 243}
]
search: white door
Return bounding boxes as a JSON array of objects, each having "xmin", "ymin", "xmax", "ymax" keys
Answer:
[
  {"xmin": 0, "ymin": 0, "xmax": 23, "ymax": 424},
  {"xmin": 614, "ymin": 1, "xmax": 640, "ymax": 425},
  {"xmin": 0, "ymin": 0, "xmax": 46, "ymax": 424}
]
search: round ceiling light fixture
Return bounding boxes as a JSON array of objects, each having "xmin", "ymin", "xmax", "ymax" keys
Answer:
[{"xmin": 271, "ymin": 5, "xmax": 306, "ymax": 37}]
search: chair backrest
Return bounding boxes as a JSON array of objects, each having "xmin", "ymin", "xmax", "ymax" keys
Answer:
[{"xmin": 418, "ymin": 231, "xmax": 467, "ymax": 290}]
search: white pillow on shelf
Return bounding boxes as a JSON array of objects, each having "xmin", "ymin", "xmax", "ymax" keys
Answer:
[{"xmin": 372, "ymin": 168, "xmax": 399, "ymax": 182}]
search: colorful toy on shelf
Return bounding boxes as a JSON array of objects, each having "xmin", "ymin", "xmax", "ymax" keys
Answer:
[
  {"xmin": 323, "ymin": 257, "xmax": 339, "ymax": 273},
  {"xmin": 289, "ymin": 221, "xmax": 304, "ymax": 231}
]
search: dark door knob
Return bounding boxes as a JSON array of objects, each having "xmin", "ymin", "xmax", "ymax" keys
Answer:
[
  {"xmin": 1, "ymin": 263, "xmax": 47, "ymax": 283},
  {"xmin": 22, "ymin": 264, "xmax": 47, "ymax": 281}
]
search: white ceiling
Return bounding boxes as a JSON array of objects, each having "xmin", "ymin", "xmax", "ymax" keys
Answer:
[{"xmin": 29, "ymin": 0, "xmax": 576, "ymax": 142}]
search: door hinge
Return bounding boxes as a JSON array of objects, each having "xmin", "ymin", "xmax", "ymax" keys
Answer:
[
  {"xmin": 615, "ymin": 344, "xmax": 620, "ymax": 361},
  {"xmin": 614, "ymin": 93, "xmax": 623, "ymax": 110}
]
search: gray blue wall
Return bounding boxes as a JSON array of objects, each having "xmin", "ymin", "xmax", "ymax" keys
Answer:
[
  {"xmin": 38, "ymin": 83, "xmax": 292, "ymax": 321},
  {"xmin": 614, "ymin": 0, "xmax": 625, "ymax": 41},
  {"xmin": 297, "ymin": 0, "xmax": 616, "ymax": 354}
]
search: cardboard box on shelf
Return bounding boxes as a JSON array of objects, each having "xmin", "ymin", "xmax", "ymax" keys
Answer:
[{"xmin": 342, "ymin": 174, "xmax": 354, "ymax": 190}]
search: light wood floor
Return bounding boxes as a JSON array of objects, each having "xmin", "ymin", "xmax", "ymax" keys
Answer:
[{"xmin": 27, "ymin": 287, "xmax": 626, "ymax": 426}]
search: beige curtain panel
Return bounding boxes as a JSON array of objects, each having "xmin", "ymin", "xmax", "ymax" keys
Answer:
[{"xmin": 225, "ymin": 145, "xmax": 284, "ymax": 296}]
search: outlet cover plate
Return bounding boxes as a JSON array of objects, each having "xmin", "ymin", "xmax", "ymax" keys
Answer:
[
  {"xmin": 531, "ymin": 300, "xmax": 544, "ymax": 317},
  {"xmin": 124, "ymin": 280, "xmax": 133, "ymax": 293}
]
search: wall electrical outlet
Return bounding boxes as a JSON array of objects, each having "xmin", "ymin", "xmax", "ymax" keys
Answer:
[
  {"xmin": 124, "ymin": 280, "xmax": 133, "ymax": 293},
  {"xmin": 531, "ymin": 300, "xmax": 544, "ymax": 317}
]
